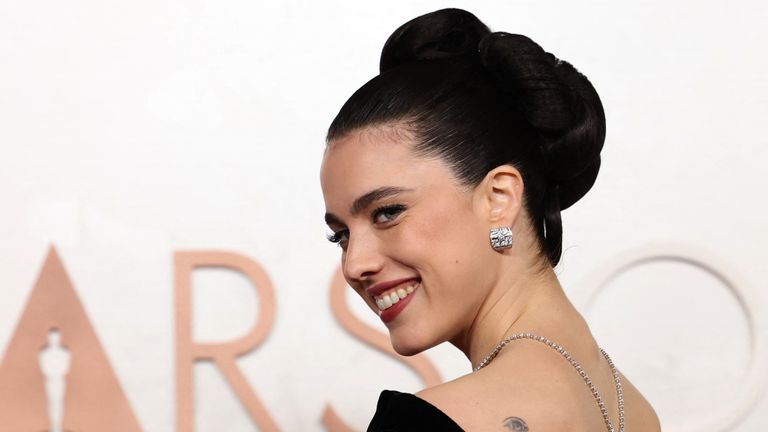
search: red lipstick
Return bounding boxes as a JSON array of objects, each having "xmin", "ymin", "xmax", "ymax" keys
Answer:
[
  {"xmin": 379, "ymin": 288, "xmax": 416, "ymax": 323},
  {"xmin": 366, "ymin": 277, "xmax": 419, "ymax": 297},
  {"xmin": 366, "ymin": 278, "xmax": 420, "ymax": 324}
]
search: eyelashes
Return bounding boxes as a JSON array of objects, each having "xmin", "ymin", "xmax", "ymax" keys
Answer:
[
  {"xmin": 325, "ymin": 204, "xmax": 407, "ymax": 247},
  {"xmin": 326, "ymin": 229, "xmax": 348, "ymax": 244},
  {"xmin": 372, "ymin": 204, "xmax": 406, "ymax": 224}
]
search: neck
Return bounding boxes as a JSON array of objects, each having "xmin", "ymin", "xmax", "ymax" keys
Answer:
[{"xmin": 450, "ymin": 257, "xmax": 571, "ymax": 369}]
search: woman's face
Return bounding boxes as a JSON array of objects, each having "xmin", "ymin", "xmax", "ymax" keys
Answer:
[{"xmin": 320, "ymin": 126, "xmax": 499, "ymax": 355}]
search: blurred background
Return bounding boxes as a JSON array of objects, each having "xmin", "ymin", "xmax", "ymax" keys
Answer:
[{"xmin": 1, "ymin": 0, "xmax": 766, "ymax": 430}]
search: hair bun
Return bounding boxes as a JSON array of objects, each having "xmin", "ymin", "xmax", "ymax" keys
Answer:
[
  {"xmin": 380, "ymin": 8, "xmax": 490, "ymax": 73},
  {"xmin": 331, "ymin": 8, "xmax": 607, "ymax": 265},
  {"xmin": 479, "ymin": 32, "xmax": 605, "ymax": 210}
]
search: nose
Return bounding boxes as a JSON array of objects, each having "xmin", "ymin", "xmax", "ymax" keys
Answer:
[{"xmin": 342, "ymin": 229, "xmax": 385, "ymax": 284}]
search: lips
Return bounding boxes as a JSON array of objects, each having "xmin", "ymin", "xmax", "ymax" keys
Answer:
[
  {"xmin": 367, "ymin": 277, "xmax": 419, "ymax": 297},
  {"xmin": 372, "ymin": 280, "xmax": 419, "ymax": 311},
  {"xmin": 366, "ymin": 278, "xmax": 420, "ymax": 323}
]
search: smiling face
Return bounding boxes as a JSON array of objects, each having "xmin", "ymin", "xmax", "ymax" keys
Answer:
[{"xmin": 321, "ymin": 125, "xmax": 505, "ymax": 355}]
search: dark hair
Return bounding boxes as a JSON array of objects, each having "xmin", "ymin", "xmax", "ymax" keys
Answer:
[{"xmin": 327, "ymin": 8, "xmax": 605, "ymax": 266}]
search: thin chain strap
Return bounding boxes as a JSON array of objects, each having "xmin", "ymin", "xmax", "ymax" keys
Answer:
[{"xmin": 474, "ymin": 333, "xmax": 625, "ymax": 432}]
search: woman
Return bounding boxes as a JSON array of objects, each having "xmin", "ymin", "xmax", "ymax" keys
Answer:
[{"xmin": 321, "ymin": 8, "xmax": 660, "ymax": 431}]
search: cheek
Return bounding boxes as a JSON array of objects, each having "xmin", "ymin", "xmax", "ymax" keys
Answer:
[{"xmin": 407, "ymin": 200, "xmax": 488, "ymax": 279}]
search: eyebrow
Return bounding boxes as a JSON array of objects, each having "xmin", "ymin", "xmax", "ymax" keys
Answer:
[{"xmin": 324, "ymin": 186, "xmax": 413, "ymax": 226}]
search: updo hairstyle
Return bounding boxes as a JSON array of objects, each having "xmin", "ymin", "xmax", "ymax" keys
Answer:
[{"xmin": 327, "ymin": 8, "xmax": 605, "ymax": 266}]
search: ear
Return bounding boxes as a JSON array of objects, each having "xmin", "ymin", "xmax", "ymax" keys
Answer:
[{"xmin": 477, "ymin": 165, "xmax": 524, "ymax": 226}]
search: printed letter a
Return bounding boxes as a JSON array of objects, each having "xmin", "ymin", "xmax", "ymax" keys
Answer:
[{"xmin": 0, "ymin": 247, "xmax": 143, "ymax": 432}]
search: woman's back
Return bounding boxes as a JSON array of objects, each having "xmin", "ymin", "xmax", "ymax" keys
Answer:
[{"xmin": 416, "ymin": 304, "xmax": 660, "ymax": 431}]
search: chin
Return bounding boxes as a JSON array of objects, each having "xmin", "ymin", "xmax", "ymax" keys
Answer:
[{"xmin": 389, "ymin": 331, "xmax": 435, "ymax": 357}]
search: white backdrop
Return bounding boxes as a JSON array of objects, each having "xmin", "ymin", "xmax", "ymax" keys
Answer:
[{"xmin": 1, "ymin": 0, "xmax": 767, "ymax": 430}]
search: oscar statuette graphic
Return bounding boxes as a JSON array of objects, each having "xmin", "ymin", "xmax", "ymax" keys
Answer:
[
  {"xmin": 0, "ymin": 247, "xmax": 142, "ymax": 431},
  {"xmin": 39, "ymin": 329, "xmax": 71, "ymax": 432}
]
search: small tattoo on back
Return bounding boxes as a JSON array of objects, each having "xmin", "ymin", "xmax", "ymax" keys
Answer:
[{"xmin": 503, "ymin": 416, "xmax": 529, "ymax": 431}]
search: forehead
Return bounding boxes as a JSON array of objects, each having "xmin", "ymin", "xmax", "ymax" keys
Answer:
[
  {"xmin": 320, "ymin": 126, "xmax": 451, "ymax": 210},
  {"xmin": 323, "ymin": 125, "xmax": 418, "ymax": 172}
]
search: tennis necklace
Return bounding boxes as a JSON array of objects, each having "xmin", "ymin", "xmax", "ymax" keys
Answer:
[{"xmin": 473, "ymin": 333, "xmax": 625, "ymax": 432}]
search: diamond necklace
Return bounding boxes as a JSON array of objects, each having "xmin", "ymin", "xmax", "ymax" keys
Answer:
[{"xmin": 473, "ymin": 333, "xmax": 625, "ymax": 432}]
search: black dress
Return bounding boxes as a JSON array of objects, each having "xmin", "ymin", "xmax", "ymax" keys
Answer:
[{"xmin": 367, "ymin": 390, "xmax": 465, "ymax": 431}]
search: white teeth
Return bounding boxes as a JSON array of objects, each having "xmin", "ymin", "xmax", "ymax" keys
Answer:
[{"xmin": 374, "ymin": 282, "xmax": 419, "ymax": 311}]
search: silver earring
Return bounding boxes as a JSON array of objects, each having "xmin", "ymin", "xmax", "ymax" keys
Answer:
[{"xmin": 490, "ymin": 227, "xmax": 513, "ymax": 250}]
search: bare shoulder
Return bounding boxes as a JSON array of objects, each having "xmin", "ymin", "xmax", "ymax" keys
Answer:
[
  {"xmin": 417, "ymin": 346, "xmax": 661, "ymax": 431},
  {"xmin": 416, "ymin": 348, "xmax": 596, "ymax": 431},
  {"xmin": 621, "ymin": 373, "xmax": 662, "ymax": 431}
]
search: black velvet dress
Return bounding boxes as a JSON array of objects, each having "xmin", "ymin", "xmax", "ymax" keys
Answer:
[{"xmin": 367, "ymin": 390, "xmax": 465, "ymax": 431}]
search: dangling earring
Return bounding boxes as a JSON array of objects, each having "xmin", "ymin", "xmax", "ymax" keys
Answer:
[{"xmin": 490, "ymin": 227, "xmax": 513, "ymax": 250}]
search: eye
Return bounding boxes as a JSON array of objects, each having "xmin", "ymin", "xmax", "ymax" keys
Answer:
[
  {"xmin": 326, "ymin": 229, "xmax": 349, "ymax": 247},
  {"xmin": 372, "ymin": 204, "xmax": 406, "ymax": 225}
]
